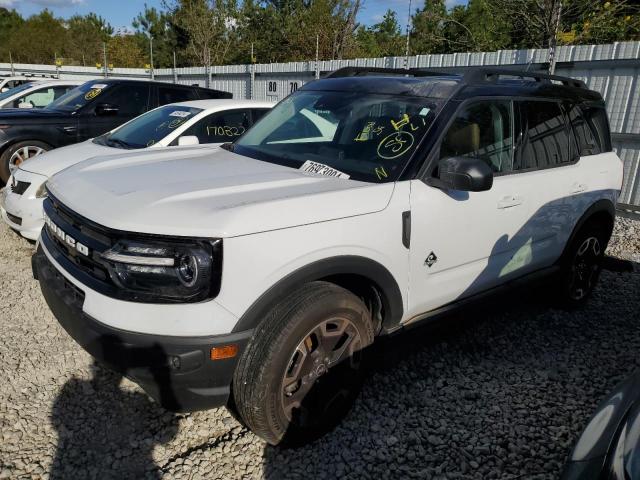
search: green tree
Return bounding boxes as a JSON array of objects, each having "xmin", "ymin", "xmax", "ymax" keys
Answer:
[
  {"xmin": 165, "ymin": 0, "xmax": 240, "ymax": 66},
  {"xmin": 355, "ymin": 10, "xmax": 404, "ymax": 57},
  {"xmin": 8, "ymin": 10, "xmax": 68, "ymax": 64},
  {"xmin": 571, "ymin": 0, "xmax": 640, "ymax": 44},
  {"xmin": 65, "ymin": 14, "xmax": 113, "ymax": 66},
  {"xmin": 133, "ymin": 4, "xmax": 179, "ymax": 68},
  {"xmin": 107, "ymin": 34, "xmax": 147, "ymax": 68},
  {"xmin": 410, "ymin": 0, "xmax": 448, "ymax": 54},
  {"xmin": 0, "ymin": 8, "xmax": 24, "ymax": 63}
]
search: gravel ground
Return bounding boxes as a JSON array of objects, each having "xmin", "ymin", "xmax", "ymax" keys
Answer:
[{"xmin": 0, "ymin": 217, "xmax": 638, "ymax": 480}]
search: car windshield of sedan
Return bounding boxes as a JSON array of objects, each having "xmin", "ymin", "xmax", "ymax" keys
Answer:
[
  {"xmin": 93, "ymin": 105, "xmax": 203, "ymax": 149},
  {"xmin": 45, "ymin": 82, "xmax": 108, "ymax": 112},
  {"xmin": 233, "ymin": 90, "xmax": 440, "ymax": 183}
]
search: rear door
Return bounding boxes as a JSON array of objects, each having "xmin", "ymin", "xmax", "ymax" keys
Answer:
[
  {"xmin": 407, "ymin": 98, "xmax": 535, "ymax": 318},
  {"xmin": 512, "ymin": 99, "xmax": 580, "ymax": 267}
]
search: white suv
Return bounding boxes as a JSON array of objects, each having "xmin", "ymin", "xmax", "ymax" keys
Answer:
[{"xmin": 32, "ymin": 68, "xmax": 624, "ymax": 445}]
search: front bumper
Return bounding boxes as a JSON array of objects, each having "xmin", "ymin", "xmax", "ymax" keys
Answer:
[
  {"xmin": 0, "ymin": 170, "xmax": 47, "ymax": 241},
  {"xmin": 32, "ymin": 246, "xmax": 252, "ymax": 412}
]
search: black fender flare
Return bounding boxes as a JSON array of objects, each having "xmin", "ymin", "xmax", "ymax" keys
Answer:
[
  {"xmin": 231, "ymin": 255, "xmax": 404, "ymax": 333},
  {"xmin": 559, "ymin": 198, "xmax": 616, "ymax": 263}
]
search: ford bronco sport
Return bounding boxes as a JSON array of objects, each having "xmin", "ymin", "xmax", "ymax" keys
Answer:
[{"xmin": 32, "ymin": 67, "xmax": 623, "ymax": 445}]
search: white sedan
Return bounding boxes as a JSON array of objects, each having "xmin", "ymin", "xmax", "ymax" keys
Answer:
[
  {"xmin": 0, "ymin": 80, "xmax": 84, "ymax": 109},
  {"xmin": 0, "ymin": 99, "xmax": 274, "ymax": 240}
]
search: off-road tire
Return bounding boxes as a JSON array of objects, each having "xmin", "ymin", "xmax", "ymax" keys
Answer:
[
  {"xmin": 232, "ymin": 281, "xmax": 374, "ymax": 446},
  {"xmin": 555, "ymin": 222, "xmax": 610, "ymax": 309}
]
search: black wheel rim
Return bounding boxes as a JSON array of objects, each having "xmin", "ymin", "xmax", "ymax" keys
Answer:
[
  {"xmin": 280, "ymin": 317, "xmax": 363, "ymax": 426},
  {"xmin": 568, "ymin": 236, "xmax": 602, "ymax": 301}
]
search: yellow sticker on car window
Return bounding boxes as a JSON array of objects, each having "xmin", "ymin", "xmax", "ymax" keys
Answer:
[{"xmin": 84, "ymin": 88, "xmax": 103, "ymax": 101}]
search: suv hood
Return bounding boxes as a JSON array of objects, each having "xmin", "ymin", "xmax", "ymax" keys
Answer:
[{"xmin": 47, "ymin": 149, "xmax": 394, "ymax": 238}]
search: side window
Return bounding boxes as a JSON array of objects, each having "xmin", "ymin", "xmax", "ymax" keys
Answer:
[
  {"xmin": 99, "ymin": 84, "xmax": 149, "ymax": 117},
  {"xmin": 197, "ymin": 89, "xmax": 229, "ymax": 100},
  {"xmin": 183, "ymin": 109, "xmax": 251, "ymax": 144},
  {"xmin": 583, "ymin": 106, "xmax": 612, "ymax": 153},
  {"xmin": 14, "ymin": 86, "xmax": 71, "ymax": 108},
  {"xmin": 517, "ymin": 101, "xmax": 571, "ymax": 170},
  {"xmin": 439, "ymin": 100, "xmax": 514, "ymax": 173},
  {"xmin": 158, "ymin": 87, "xmax": 198, "ymax": 106},
  {"xmin": 568, "ymin": 104, "xmax": 601, "ymax": 157},
  {"xmin": 7, "ymin": 80, "xmax": 24, "ymax": 89}
]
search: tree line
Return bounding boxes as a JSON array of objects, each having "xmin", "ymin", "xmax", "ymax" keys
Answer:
[{"xmin": 0, "ymin": 0, "xmax": 638, "ymax": 69}]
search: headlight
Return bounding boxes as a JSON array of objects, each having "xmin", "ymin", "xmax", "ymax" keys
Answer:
[
  {"xmin": 100, "ymin": 238, "xmax": 222, "ymax": 303},
  {"xmin": 35, "ymin": 181, "xmax": 48, "ymax": 199}
]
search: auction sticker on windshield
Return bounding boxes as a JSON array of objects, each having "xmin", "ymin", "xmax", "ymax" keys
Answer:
[
  {"xmin": 84, "ymin": 84, "xmax": 108, "ymax": 101},
  {"xmin": 299, "ymin": 160, "xmax": 350, "ymax": 179},
  {"xmin": 169, "ymin": 111, "xmax": 192, "ymax": 117}
]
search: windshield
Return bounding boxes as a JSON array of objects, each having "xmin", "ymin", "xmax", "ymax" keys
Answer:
[
  {"xmin": 45, "ymin": 82, "xmax": 108, "ymax": 112},
  {"xmin": 0, "ymin": 83, "xmax": 34, "ymax": 102},
  {"xmin": 94, "ymin": 105, "xmax": 203, "ymax": 149},
  {"xmin": 234, "ymin": 90, "xmax": 439, "ymax": 183}
]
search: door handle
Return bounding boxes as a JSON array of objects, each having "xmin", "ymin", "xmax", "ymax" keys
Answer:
[
  {"xmin": 570, "ymin": 183, "xmax": 587, "ymax": 194},
  {"xmin": 497, "ymin": 194, "xmax": 523, "ymax": 209}
]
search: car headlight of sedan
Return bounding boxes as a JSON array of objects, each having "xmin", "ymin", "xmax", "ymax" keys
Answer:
[
  {"xmin": 34, "ymin": 181, "xmax": 48, "ymax": 199},
  {"xmin": 100, "ymin": 238, "xmax": 222, "ymax": 303}
]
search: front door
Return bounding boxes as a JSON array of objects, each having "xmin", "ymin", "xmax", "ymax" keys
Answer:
[
  {"xmin": 406, "ymin": 99, "xmax": 535, "ymax": 320},
  {"xmin": 79, "ymin": 84, "xmax": 150, "ymax": 141}
]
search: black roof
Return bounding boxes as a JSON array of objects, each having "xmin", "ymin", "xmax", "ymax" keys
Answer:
[
  {"xmin": 79, "ymin": 78, "xmax": 227, "ymax": 92},
  {"xmin": 303, "ymin": 66, "xmax": 602, "ymax": 103}
]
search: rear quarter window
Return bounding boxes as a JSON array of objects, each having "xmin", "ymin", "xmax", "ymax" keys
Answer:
[
  {"xmin": 585, "ymin": 106, "xmax": 612, "ymax": 153},
  {"xmin": 158, "ymin": 86, "xmax": 198, "ymax": 105},
  {"xmin": 568, "ymin": 104, "xmax": 601, "ymax": 156}
]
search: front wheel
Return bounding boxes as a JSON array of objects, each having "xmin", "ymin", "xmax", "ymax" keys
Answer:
[
  {"xmin": 556, "ymin": 224, "xmax": 609, "ymax": 308},
  {"xmin": 232, "ymin": 281, "xmax": 374, "ymax": 445},
  {"xmin": 0, "ymin": 141, "xmax": 50, "ymax": 182}
]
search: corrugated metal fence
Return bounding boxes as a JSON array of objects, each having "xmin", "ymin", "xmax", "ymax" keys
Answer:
[{"xmin": 1, "ymin": 41, "xmax": 639, "ymax": 206}]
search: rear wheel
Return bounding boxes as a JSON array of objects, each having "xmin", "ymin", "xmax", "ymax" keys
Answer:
[
  {"xmin": 0, "ymin": 141, "xmax": 50, "ymax": 182},
  {"xmin": 232, "ymin": 281, "xmax": 374, "ymax": 445},
  {"xmin": 556, "ymin": 224, "xmax": 609, "ymax": 308}
]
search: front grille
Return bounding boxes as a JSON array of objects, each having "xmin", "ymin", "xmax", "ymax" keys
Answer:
[
  {"xmin": 6, "ymin": 212, "xmax": 22, "ymax": 226},
  {"xmin": 43, "ymin": 196, "xmax": 115, "ymax": 291},
  {"xmin": 10, "ymin": 180, "xmax": 30, "ymax": 195}
]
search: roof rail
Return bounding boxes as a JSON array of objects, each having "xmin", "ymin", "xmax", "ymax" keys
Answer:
[
  {"xmin": 326, "ymin": 66, "xmax": 456, "ymax": 79},
  {"xmin": 325, "ymin": 66, "xmax": 586, "ymax": 89},
  {"xmin": 462, "ymin": 68, "xmax": 586, "ymax": 89}
]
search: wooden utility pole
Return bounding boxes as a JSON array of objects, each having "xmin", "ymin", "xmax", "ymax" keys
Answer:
[
  {"xmin": 548, "ymin": 0, "xmax": 562, "ymax": 74},
  {"xmin": 404, "ymin": 0, "xmax": 413, "ymax": 69}
]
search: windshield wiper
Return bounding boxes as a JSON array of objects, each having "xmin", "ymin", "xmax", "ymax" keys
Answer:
[{"xmin": 106, "ymin": 138, "xmax": 139, "ymax": 149}]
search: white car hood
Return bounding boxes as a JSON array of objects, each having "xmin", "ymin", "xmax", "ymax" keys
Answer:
[
  {"xmin": 20, "ymin": 141, "xmax": 115, "ymax": 178},
  {"xmin": 47, "ymin": 149, "xmax": 394, "ymax": 238}
]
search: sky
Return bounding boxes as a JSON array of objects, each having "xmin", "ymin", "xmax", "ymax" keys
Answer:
[{"xmin": 0, "ymin": 0, "xmax": 468, "ymax": 30}]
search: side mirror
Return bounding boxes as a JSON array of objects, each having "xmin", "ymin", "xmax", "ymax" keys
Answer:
[
  {"xmin": 434, "ymin": 156, "xmax": 493, "ymax": 192},
  {"xmin": 95, "ymin": 103, "xmax": 119, "ymax": 116},
  {"xmin": 18, "ymin": 102, "xmax": 33, "ymax": 109},
  {"xmin": 0, "ymin": 88, "xmax": 8, "ymax": 93},
  {"xmin": 177, "ymin": 135, "xmax": 200, "ymax": 146}
]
